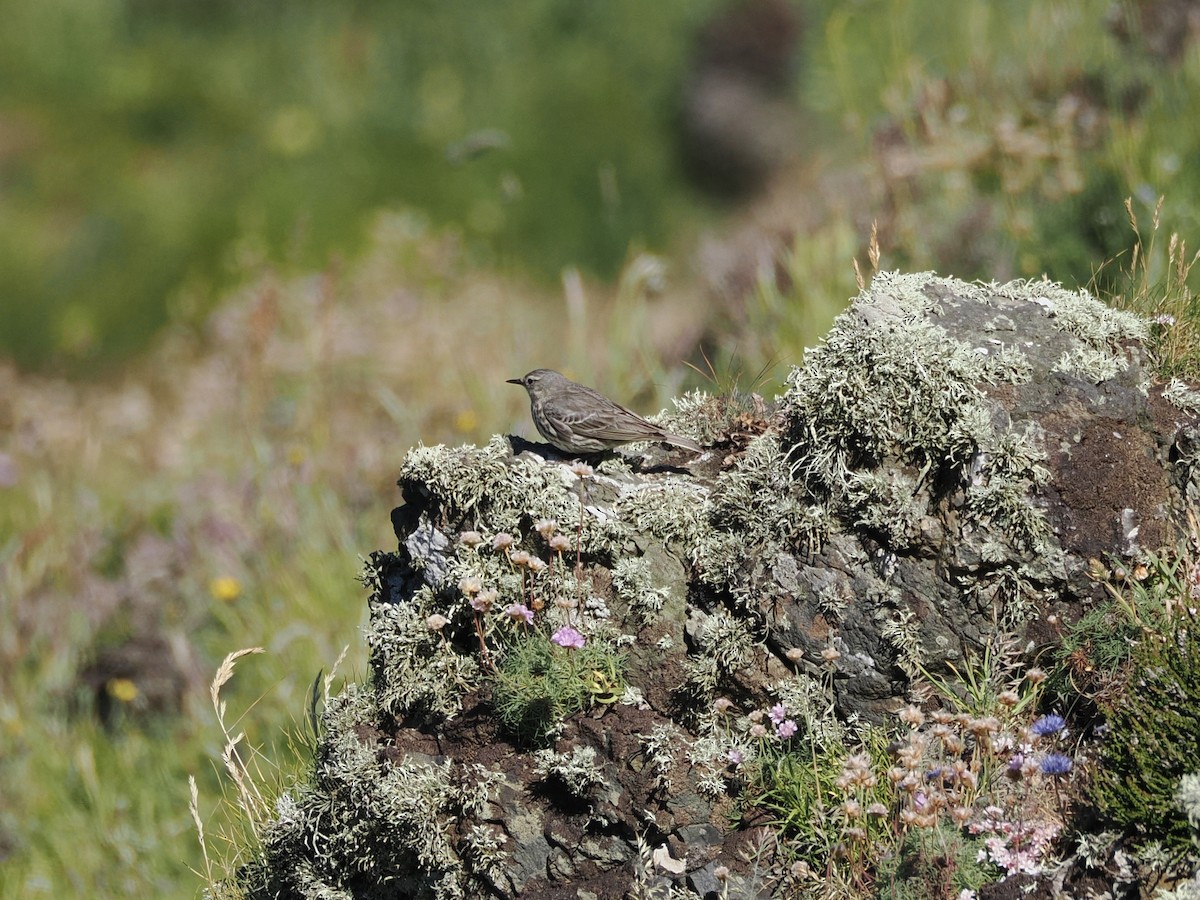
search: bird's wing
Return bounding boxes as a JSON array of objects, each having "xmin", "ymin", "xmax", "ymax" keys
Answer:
[{"xmin": 545, "ymin": 391, "xmax": 661, "ymax": 442}]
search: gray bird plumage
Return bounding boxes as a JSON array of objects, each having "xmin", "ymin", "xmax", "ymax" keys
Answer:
[{"xmin": 507, "ymin": 369, "xmax": 702, "ymax": 455}]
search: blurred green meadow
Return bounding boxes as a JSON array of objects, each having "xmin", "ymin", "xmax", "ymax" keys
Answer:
[{"xmin": 2, "ymin": 0, "xmax": 1200, "ymax": 896}]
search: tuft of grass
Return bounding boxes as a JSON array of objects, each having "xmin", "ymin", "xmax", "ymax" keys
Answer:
[
  {"xmin": 491, "ymin": 632, "xmax": 626, "ymax": 746},
  {"xmin": 1096, "ymin": 196, "xmax": 1200, "ymax": 381}
]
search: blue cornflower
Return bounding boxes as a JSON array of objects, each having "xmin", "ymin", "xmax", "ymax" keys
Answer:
[
  {"xmin": 1032, "ymin": 713, "xmax": 1066, "ymax": 737},
  {"xmin": 1040, "ymin": 752, "xmax": 1073, "ymax": 776}
]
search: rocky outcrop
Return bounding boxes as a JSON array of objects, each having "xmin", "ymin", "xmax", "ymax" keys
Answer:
[{"xmin": 237, "ymin": 272, "xmax": 1200, "ymax": 899}]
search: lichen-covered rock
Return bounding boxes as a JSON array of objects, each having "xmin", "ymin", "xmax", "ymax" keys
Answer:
[{"xmin": 236, "ymin": 272, "xmax": 1199, "ymax": 899}]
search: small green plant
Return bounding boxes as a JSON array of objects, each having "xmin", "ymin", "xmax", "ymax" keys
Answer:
[
  {"xmin": 490, "ymin": 632, "xmax": 625, "ymax": 746},
  {"xmin": 875, "ymin": 823, "xmax": 993, "ymax": 900},
  {"xmin": 1090, "ymin": 615, "xmax": 1200, "ymax": 851}
]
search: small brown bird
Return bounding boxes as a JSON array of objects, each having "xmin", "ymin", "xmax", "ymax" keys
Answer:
[{"xmin": 508, "ymin": 369, "xmax": 702, "ymax": 455}]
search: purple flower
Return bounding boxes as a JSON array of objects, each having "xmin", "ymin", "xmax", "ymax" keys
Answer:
[
  {"xmin": 1031, "ymin": 714, "xmax": 1066, "ymax": 737},
  {"xmin": 726, "ymin": 749, "xmax": 745, "ymax": 766},
  {"xmin": 1007, "ymin": 753, "xmax": 1024, "ymax": 774},
  {"xmin": 769, "ymin": 703, "xmax": 788, "ymax": 725},
  {"xmin": 1039, "ymin": 752, "xmax": 1073, "ymax": 777},
  {"xmin": 776, "ymin": 719, "xmax": 798, "ymax": 739},
  {"xmin": 504, "ymin": 603, "xmax": 534, "ymax": 625},
  {"xmin": 551, "ymin": 626, "xmax": 585, "ymax": 649}
]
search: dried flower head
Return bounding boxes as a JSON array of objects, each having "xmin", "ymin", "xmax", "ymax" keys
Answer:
[
  {"xmin": 426, "ymin": 613, "xmax": 450, "ymax": 631},
  {"xmin": 570, "ymin": 462, "xmax": 594, "ymax": 478},
  {"xmin": 967, "ymin": 716, "xmax": 1001, "ymax": 736},
  {"xmin": 471, "ymin": 589, "xmax": 498, "ymax": 613},
  {"xmin": 459, "ymin": 576, "xmax": 483, "ymax": 596},
  {"xmin": 526, "ymin": 557, "xmax": 547, "ymax": 574},
  {"xmin": 785, "ymin": 647, "xmax": 805, "ymax": 664},
  {"xmin": 534, "ymin": 518, "xmax": 558, "ymax": 539},
  {"xmin": 492, "ymin": 532, "xmax": 515, "ymax": 551},
  {"xmin": 504, "ymin": 603, "xmax": 534, "ymax": 625},
  {"xmin": 998, "ymin": 689, "xmax": 1020, "ymax": 707},
  {"xmin": 899, "ymin": 705, "xmax": 925, "ymax": 728},
  {"xmin": 509, "ymin": 549, "xmax": 532, "ymax": 567},
  {"xmin": 713, "ymin": 698, "xmax": 735, "ymax": 715},
  {"xmin": 1025, "ymin": 667, "xmax": 1046, "ymax": 685},
  {"xmin": 459, "ymin": 530, "xmax": 484, "ymax": 547},
  {"xmin": 549, "ymin": 534, "xmax": 572, "ymax": 552},
  {"xmin": 821, "ymin": 647, "xmax": 842, "ymax": 663},
  {"xmin": 749, "ymin": 724, "xmax": 768, "ymax": 739}
]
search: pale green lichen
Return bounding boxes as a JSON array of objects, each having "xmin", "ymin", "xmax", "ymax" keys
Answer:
[
  {"xmin": 966, "ymin": 424, "xmax": 1055, "ymax": 558},
  {"xmin": 639, "ymin": 724, "xmax": 681, "ymax": 792},
  {"xmin": 369, "ymin": 587, "xmax": 481, "ymax": 723},
  {"xmin": 879, "ymin": 606, "xmax": 924, "ymax": 679},
  {"xmin": 693, "ymin": 431, "xmax": 828, "ymax": 602},
  {"xmin": 397, "ymin": 436, "xmax": 630, "ymax": 559},
  {"xmin": 842, "ymin": 469, "xmax": 924, "ymax": 549},
  {"xmin": 684, "ymin": 609, "xmax": 758, "ymax": 697},
  {"xmin": 1053, "ymin": 346, "xmax": 1128, "ymax": 382},
  {"xmin": 777, "ymin": 272, "xmax": 1130, "ymax": 623},
  {"xmin": 612, "ymin": 556, "xmax": 670, "ymax": 625},
  {"xmin": 1164, "ymin": 378, "xmax": 1200, "ymax": 414},
  {"xmin": 686, "ymin": 735, "xmax": 744, "ymax": 799},
  {"xmin": 615, "ymin": 480, "xmax": 709, "ymax": 552},
  {"xmin": 1017, "ymin": 280, "xmax": 1150, "ymax": 350},
  {"xmin": 978, "ymin": 343, "xmax": 1034, "ymax": 384},
  {"xmin": 241, "ymin": 684, "xmax": 506, "ymax": 900},
  {"xmin": 533, "ymin": 745, "xmax": 607, "ymax": 798},
  {"xmin": 1179, "ymin": 773, "xmax": 1200, "ymax": 843},
  {"xmin": 784, "ymin": 284, "xmax": 989, "ymax": 494}
]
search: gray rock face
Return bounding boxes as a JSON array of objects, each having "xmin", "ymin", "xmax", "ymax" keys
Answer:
[{"xmin": 238, "ymin": 273, "xmax": 1199, "ymax": 899}]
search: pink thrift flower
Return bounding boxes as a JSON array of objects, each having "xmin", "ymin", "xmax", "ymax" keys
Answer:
[
  {"xmin": 505, "ymin": 603, "xmax": 534, "ymax": 625},
  {"xmin": 470, "ymin": 589, "xmax": 498, "ymax": 613},
  {"xmin": 769, "ymin": 703, "xmax": 788, "ymax": 724},
  {"xmin": 551, "ymin": 626, "xmax": 586, "ymax": 649},
  {"xmin": 777, "ymin": 719, "xmax": 798, "ymax": 739}
]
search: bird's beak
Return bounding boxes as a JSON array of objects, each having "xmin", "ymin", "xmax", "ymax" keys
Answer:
[{"xmin": 506, "ymin": 377, "xmax": 524, "ymax": 386}]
